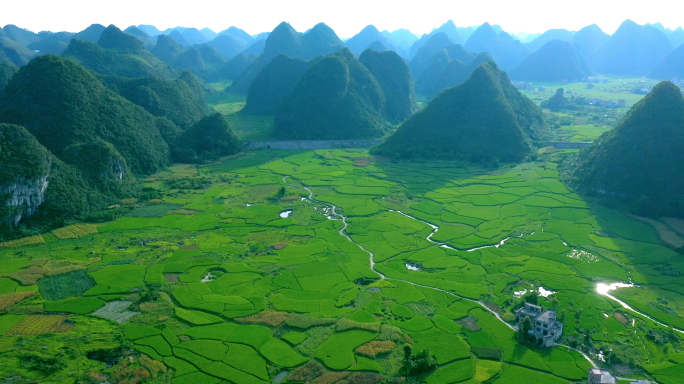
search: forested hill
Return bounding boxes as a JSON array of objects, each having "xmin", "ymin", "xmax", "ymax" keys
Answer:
[
  {"xmin": 62, "ymin": 25, "xmax": 178, "ymax": 79},
  {"xmin": 0, "ymin": 55, "xmax": 241, "ymax": 237},
  {"xmin": 274, "ymin": 48, "xmax": 390, "ymax": 140},
  {"xmin": 359, "ymin": 49, "xmax": 418, "ymax": 123},
  {"xmin": 566, "ymin": 81, "xmax": 684, "ymax": 218},
  {"xmin": 231, "ymin": 22, "xmax": 344, "ymax": 94},
  {"xmin": 243, "ymin": 54, "xmax": 314, "ymax": 116},
  {"xmin": 374, "ymin": 61, "xmax": 548, "ymax": 162}
]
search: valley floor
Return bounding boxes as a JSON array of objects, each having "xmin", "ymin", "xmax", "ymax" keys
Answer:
[{"xmin": 0, "ymin": 148, "xmax": 683, "ymax": 384}]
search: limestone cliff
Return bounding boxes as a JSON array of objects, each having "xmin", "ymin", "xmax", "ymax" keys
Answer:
[
  {"xmin": 0, "ymin": 124, "xmax": 52, "ymax": 225},
  {"xmin": 1, "ymin": 175, "xmax": 50, "ymax": 225}
]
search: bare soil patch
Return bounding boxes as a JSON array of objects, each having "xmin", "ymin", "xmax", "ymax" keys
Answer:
[
  {"xmin": 457, "ymin": 315, "xmax": 482, "ymax": 331},
  {"xmin": 663, "ymin": 217, "xmax": 684, "ymax": 237},
  {"xmin": 627, "ymin": 213, "xmax": 684, "ymax": 248},
  {"xmin": 614, "ymin": 312, "xmax": 629, "ymax": 325},
  {"xmin": 352, "ymin": 157, "xmax": 371, "ymax": 167},
  {"xmin": 164, "ymin": 274, "xmax": 180, "ymax": 283},
  {"xmin": 236, "ymin": 311, "xmax": 293, "ymax": 327}
]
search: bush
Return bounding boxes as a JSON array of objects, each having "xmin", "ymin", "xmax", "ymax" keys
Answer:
[
  {"xmin": 21, "ymin": 353, "xmax": 67, "ymax": 374},
  {"xmin": 400, "ymin": 345, "xmax": 437, "ymax": 376}
]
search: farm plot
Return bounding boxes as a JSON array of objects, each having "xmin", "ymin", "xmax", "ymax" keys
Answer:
[
  {"xmin": 91, "ymin": 301, "xmax": 138, "ymax": 323},
  {"xmin": 1, "ymin": 149, "xmax": 683, "ymax": 382},
  {"xmin": 38, "ymin": 270, "xmax": 95, "ymax": 301}
]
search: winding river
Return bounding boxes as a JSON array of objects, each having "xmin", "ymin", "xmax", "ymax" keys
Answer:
[{"xmin": 283, "ymin": 175, "xmax": 684, "ymax": 366}]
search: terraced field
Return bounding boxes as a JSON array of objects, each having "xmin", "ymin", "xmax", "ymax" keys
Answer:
[{"xmin": 0, "ymin": 148, "xmax": 682, "ymax": 383}]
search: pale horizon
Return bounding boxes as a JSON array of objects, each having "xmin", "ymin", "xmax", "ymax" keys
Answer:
[{"xmin": 2, "ymin": 0, "xmax": 683, "ymax": 39}]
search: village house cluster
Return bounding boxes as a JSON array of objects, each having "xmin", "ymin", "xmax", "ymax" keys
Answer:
[
  {"xmin": 515, "ymin": 303, "xmax": 564, "ymax": 348},
  {"xmin": 510, "ymin": 81, "xmax": 547, "ymax": 92},
  {"xmin": 585, "ymin": 98, "xmax": 626, "ymax": 108}
]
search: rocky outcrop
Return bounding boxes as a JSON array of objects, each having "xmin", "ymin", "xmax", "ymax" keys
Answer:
[
  {"xmin": 0, "ymin": 123, "xmax": 53, "ymax": 226},
  {"xmin": 1, "ymin": 175, "xmax": 50, "ymax": 225}
]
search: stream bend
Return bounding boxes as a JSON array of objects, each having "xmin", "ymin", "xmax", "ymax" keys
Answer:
[{"xmin": 283, "ymin": 176, "xmax": 601, "ymax": 366}]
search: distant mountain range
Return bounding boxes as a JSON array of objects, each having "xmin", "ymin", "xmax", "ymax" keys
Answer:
[
  {"xmin": 412, "ymin": 41, "xmax": 491, "ymax": 97},
  {"xmin": 588, "ymin": 19, "xmax": 672, "ymax": 76},
  {"xmin": 570, "ymin": 24, "xmax": 609, "ymax": 59},
  {"xmin": 3, "ymin": 19, "xmax": 684, "ymax": 85},
  {"xmin": 509, "ymin": 39, "xmax": 594, "ymax": 82},
  {"xmin": 648, "ymin": 43, "xmax": 684, "ymax": 79},
  {"xmin": 230, "ymin": 22, "xmax": 345, "ymax": 94},
  {"xmin": 464, "ymin": 23, "xmax": 529, "ymax": 70},
  {"xmin": 345, "ymin": 25, "xmax": 397, "ymax": 56},
  {"xmin": 62, "ymin": 25, "xmax": 178, "ymax": 79},
  {"xmin": 523, "ymin": 29, "xmax": 574, "ymax": 52},
  {"xmin": 409, "ymin": 20, "xmax": 464, "ymax": 58}
]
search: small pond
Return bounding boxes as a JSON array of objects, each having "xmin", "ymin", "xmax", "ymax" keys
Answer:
[{"xmin": 405, "ymin": 263, "xmax": 421, "ymax": 271}]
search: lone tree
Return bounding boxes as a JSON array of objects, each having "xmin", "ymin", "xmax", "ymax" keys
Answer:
[
  {"xmin": 276, "ymin": 186, "xmax": 286, "ymax": 198},
  {"xmin": 524, "ymin": 292, "xmax": 539, "ymax": 305},
  {"xmin": 517, "ymin": 316, "xmax": 534, "ymax": 343}
]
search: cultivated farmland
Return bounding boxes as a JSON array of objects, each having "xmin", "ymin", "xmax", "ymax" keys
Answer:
[{"xmin": 0, "ymin": 148, "xmax": 682, "ymax": 383}]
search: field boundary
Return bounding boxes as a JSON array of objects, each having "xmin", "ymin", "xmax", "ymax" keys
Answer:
[{"xmin": 243, "ymin": 140, "xmax": 381, "ymax": 150}]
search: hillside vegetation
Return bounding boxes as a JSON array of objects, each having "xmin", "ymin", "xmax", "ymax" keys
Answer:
[
  {"xmin": 409, "ymin": 33, "xmax": 453, "ymax": 78},
  {"xmin": 62, "ymin": 25, "xmax": 177, "ymax": 79},
  {"xmin": 274, "ymin": 48, "xmax": 390, "ymax": 139},
  {"xmin": 231, "ymin": 22, "xmax": 344, "ymax": 93},
  {"xmin": 173, "ymin": 113, "xmax": 242, "ymax": 163},
  {"xmin": 0, "ymin": 55, "xmax": 245, "ymax": 233},
  {"xmin": 375, "ymin": 61, "xmax": 548, "ymax": 161},
  {"xmin": 0, "ymin": 53, "xmax": 18, "ymax": 91},
  {"xmin": 431, "ymin": 52, "xmax": 493, "ymax": 97},
  {"xmin": 567, "ymin": 81, "xmax": 684, "ymax": 218},
  {"xmin": 359, "ymin": 49, "xmax": 418, "ymax": 123},
  {"xmin": 243, "ymin": 54, "xmax": 313, "ymax": 115},
  {"xmin": 0, "ymin": 55, "xmax": 171, "ymax": 175},
  {"xmin": 151, "ymin": 34, "xmax": 228, "ymax": 81},
  {"xmin": 100, "ymin": 70, "xmax": 208, "ymax": 129}
]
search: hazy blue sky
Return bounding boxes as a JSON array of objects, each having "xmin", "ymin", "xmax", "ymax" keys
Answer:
[{"xmin": 2, "ymin": 0, "xmax": 682, "ymax": 37}]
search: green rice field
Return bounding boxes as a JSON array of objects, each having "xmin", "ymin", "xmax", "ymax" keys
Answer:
[{"xmin": 0, "ymin": 147, "xmax": 682, "ymax": 383}]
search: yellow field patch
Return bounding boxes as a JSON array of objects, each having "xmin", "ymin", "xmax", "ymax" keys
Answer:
[
  {"xmin": 8, "ymin": 315, "xmax": 73, "ymax": 335},
  {"xmin": 352, "ymin": 157, "xmax": 371, "ymax": 167},
  {"xmin": 0, "ymin": 235, "xmax": 45, "ymax": 248},
  {"xmin": 355, "ymin": 341, "xmax": 396, "ymax": 358},
  {"xmin": 0, "ymin": 291, "xmax": 36, "ymax": 311},
  {"xmin": 0, "ymin": 266, "xmax": 47, "ymax": 285},
  {"xmin": 474, "ymin": 360, "xmax": 502, "ymax": 382},
  {"xmin": 236, "ymin": 311, "xmax": 293, "ymax": 327},
  {"xmin": 52, "ymin": 224, "xmax": 99, "ymax": 240}
]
